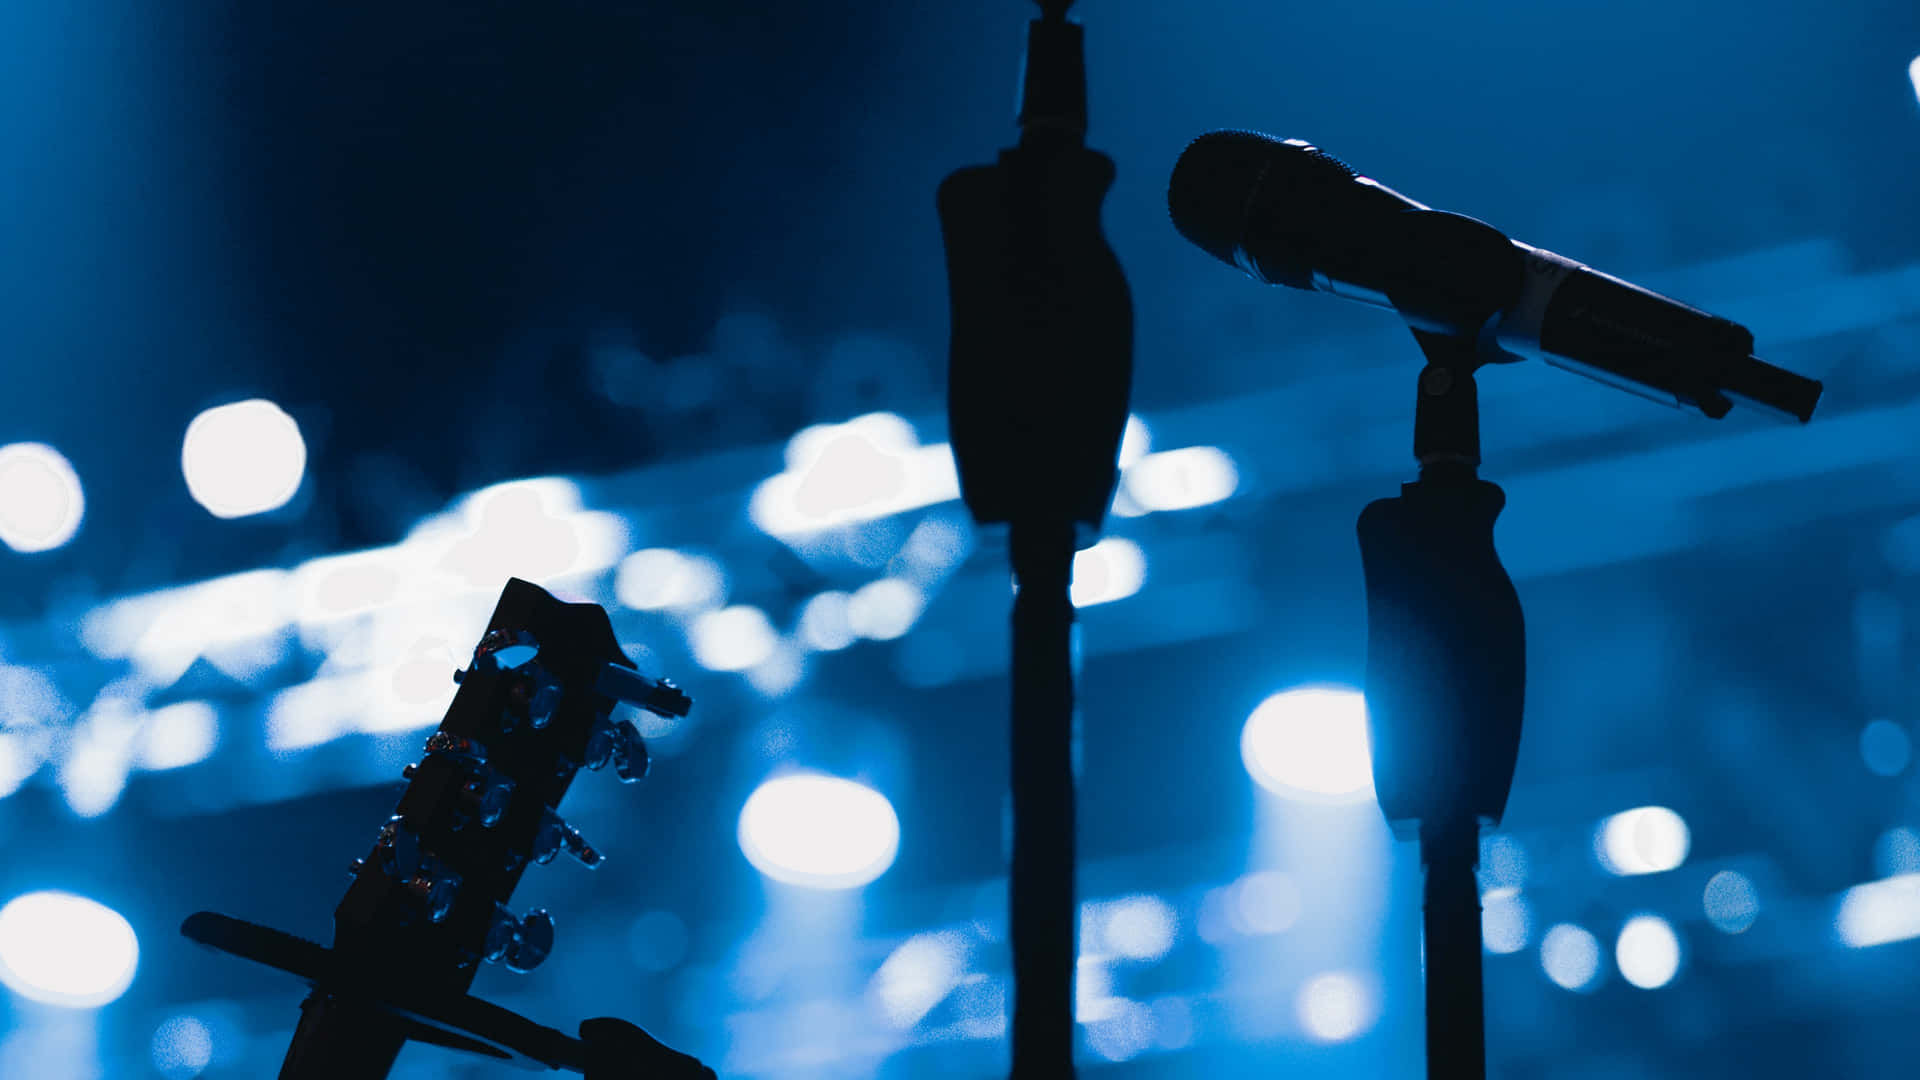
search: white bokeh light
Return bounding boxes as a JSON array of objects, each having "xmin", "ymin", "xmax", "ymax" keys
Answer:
[
  {"xmin": 0, "ymin": 442, "xmax": 84, "ymax": 552},
  {"xmin": 1597, "ymin": 806, "xmax": 1690, "ymax": 875},
  {"xmin": 689, "ymin": 606, "xmax": 777, "ymax": 672},
  {"xmin": 1836, "ymin": 873, "xmax": 1920, "ymax": 948},
  {"xmin": 0, "ymin": 890, "xmax": 139, "ymax": 1008},
  {"xmin": 1118, "ymin": 415, "xmax": 1152, "ymax": 469},
  {"xmin": 798, "ymin": 591, "xmax": 856, "ymax": 651},
  {"xmin": 1615, "ymin": 914, "xmax": 1681, "ymax": 989},
  {"xmin": 615, "ymin": 548, "xmax": 725, "ymax": 614},
  {"xmin": 748, "ymin": 413, "xmax": 960, "ymax": 538},
  {"xmin": 1070, "ymin": 538, "xmax": 1146, "ymax": 608},
  {"xmin": 738, "ymin": 773, "xmax": 900, "ymax": 889},
  {"xmin": 1097, "ymin": 895, "xmax": 1178, "ymax": 961},
  {"xmin": 1296, "ymin": 972, "xmax": 1375, "ymax": 1043},
  {"xmin": 1123, "ymin": 445, "xmax": 1238, "ymax": 512},
  {"xmin": 1240, "ymin": 686, "xmax": 1374, "ymax": 803},
  {"xmin": 868, "ymin": 930, "xmax": 968, "ymax": 1029},
  {"xmin": 136, "ymin": 701, "xmax": 219, "ymax": 771},
  {"xmin": 846, "ymin": 579, "xmax": 924, "ymax": 641},
  {"xmin": 181, "ymin": 399, "xmax": 307, "ymax": 518},
  {"xmin": 1481, "ymin": 887, "xmax": 1532, "ymax": 955}
]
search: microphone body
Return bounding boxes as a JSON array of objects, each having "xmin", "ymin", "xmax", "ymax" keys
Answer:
[{"xmin": 1169, "ymin": 132, "xmax": 1821, "ymax": 422}]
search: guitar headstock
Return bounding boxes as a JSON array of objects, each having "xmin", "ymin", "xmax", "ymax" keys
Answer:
[{"xmin": 333, "ymin": 577, "xmax": 691, "ymax": 988}]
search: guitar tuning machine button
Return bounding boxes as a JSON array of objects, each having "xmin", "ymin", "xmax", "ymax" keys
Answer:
[
  {"xmin": 484, "ymin": 904, "xmax": 555, "ymax": 973},
  {"xmin": 612, "ymin": 720, "xmax": 649, "ymax": 782},
  {"xmin": 402, "ymin": 870, "xmax": 462, "ymax": 924},
  {"xmin": 459, "ymin": 772, "xmax": 515, "ymax": 829},
  {"xmin": 375, "ymin": 815, "xmax": 422, "ymax": 878},
  {"xmin": 584, "ymin": 717, "xmax": 650, "ymax": 782},
  {"xmin": 531, "ymin": 810, "xmax": 604, "ymax": 869},
  {"xmin": 503, "ymin": 666, "xmax": 562, "ymax": 730}
]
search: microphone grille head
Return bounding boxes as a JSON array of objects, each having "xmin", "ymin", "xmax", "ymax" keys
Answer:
[{"xmin": 1167, "ymin": 131, "xmax": 1362, "ymax": 287}]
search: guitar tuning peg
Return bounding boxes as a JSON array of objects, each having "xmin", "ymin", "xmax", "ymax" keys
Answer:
[
  {"xmin": 584, "ymin": 717, "xmax": 650, "ymax": 782},
  {"xmin": 484, "ymin": 904, "xmax": 556, "ymax": 973},
  {"xmin": 531, "ymin": 810, "xmax": 603, "ymax": 868},
  {"xmin": 459, "ymin": 772, "xmax": 515, "ymax": 829},
  {"xmin": 612, "ymin": 720, "xmax": 650, "ymax": 783},
  {"xmin": 508, "ymin": 909, "xmax": 555, "ymax": 972},
  {"xmin": 595, "ymin": 663, "xmax": 693, "ymax": 718},
  {"xmin": 528, "ymin": 678, "xmax": 561, "ymax": 730},
  {"xmin": 402, "ymin": 871, "xmax": 461, "ymax": 924}
]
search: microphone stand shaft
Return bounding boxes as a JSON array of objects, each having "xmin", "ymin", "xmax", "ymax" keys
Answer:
[
  {"xmin": 1422, "ymin": 821, "xmax": 1486, "ymax": 1080},
  {"xmin": 1009, "ymin": 517, "xmax": 1079, "ymax": 1077}
]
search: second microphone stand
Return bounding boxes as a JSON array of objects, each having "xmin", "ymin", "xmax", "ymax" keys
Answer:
[
  {"xmin": 1357, "ymin": 329, "xmax": 1526, "ymax": 1080},
  {"xmin": 937, "ymin": 3, "xmax": 1133, "ymax": 1076}
]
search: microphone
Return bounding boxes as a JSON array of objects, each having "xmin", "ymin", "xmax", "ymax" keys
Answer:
[{"xmin": 1167, "ymin": 130, "xmax": 1822, "ymax": 423}]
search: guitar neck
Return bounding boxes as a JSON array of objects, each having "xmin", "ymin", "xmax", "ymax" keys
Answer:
[{"xmin": 278, "ymin": 991, "xmax": 408, "ymax": 1080}]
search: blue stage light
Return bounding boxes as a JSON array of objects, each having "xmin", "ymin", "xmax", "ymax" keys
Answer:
[
  {"xmin": 1540, "ymin": 923, "xmax": 1602, "ymax": 992},
  {"xmin": 738, "ymin": 773, "xmax": 900, "ymax": 889},
  {"xmin": 150, "ymin": 1014, "xmax": 214, "ymax": 1080},
  {"xmin": 1084, "ymin": 996, "xmax": 1156, "ymax": 1062},
  {"xmin": 0, "ymin": 442, "xmax": 84, "ymax": 553},
  {"xmin": 1703, "ymin": 871, "xmax": 1760, "ymax": 934},
  {"xmin": 180, "ymin": 399, "xmax": 306, "ymax": 518},
  {"xmin": 1615, "ymin": 914, "xmax": 1681, "ymax": 989},
  {"xmin": 1240, "ymin": 686, "xmax": 1374, "ymax": 803},
  {"xmin": 1860, "ymin": 719, "xmax": 1912, "ymax": 777},
  {"xmin": 1875, "ymin": 826, "xmax": 1920, "ymax": 877},
  {"xmin": 0, "ymin": 890, "xmax": 139, "ymax": 1007}
]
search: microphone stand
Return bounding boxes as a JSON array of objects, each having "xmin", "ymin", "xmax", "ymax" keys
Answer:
[
  {"xmin": 1357, "ymin": 328, "xmax": 1525, "ymax": 1080},
  {"xmin": 937, "ymin": 2, "xmax": 1133, "ymax": 1075}
]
